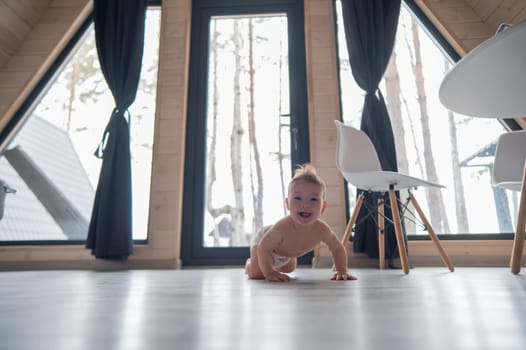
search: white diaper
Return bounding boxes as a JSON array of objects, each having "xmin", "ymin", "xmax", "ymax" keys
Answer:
[{"xmin": 252, "ymin": 225, "xmax": 291, "ymax": 269}]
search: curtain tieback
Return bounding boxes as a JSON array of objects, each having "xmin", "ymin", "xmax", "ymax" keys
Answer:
[
  {"xmin": 94, "ymin": 107, "xmax": 129, "ymax": 159},
  {"xmin": 365, "ymin": 89, "xmax": 386, "ymax": 102}
]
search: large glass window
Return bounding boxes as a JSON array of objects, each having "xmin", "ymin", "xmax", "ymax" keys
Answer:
[
  {"xmin": 335, "ymin": 2, "xmax": 516, "ymax": 236},
  {"xmin": 0, "ymin": 8, "xmax": 160, "ymax": 242}
]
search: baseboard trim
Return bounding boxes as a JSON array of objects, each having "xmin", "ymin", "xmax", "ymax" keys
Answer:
[
  {"xmin": 0, "ymin": 258, "xmax": 183, "ymax": 271},
  {"xmin": 312, "ymin": 254, "xmax": 520, "ymax": 269}
]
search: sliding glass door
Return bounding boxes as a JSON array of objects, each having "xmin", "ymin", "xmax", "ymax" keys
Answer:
[{"xmin": 182, "ymin": 0, "xmax": 309, "ymax": 265}]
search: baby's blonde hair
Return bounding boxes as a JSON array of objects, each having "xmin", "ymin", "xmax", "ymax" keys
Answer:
[{"xmin": 288, "ymin": 163, "xmax": 326, "ymax": 197}]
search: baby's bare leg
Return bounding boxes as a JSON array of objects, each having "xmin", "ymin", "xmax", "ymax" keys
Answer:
[
  {"xmin": 245, "ymin": 245, "xmax": 265, "ymax": 279},
  {"xmin": 277, "ymin": 257, "xmax": 297, "ymax": 273}
]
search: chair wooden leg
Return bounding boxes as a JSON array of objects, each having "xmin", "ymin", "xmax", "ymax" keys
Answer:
[
  {"xmin": 388, "ymin": 190, "xmax": 410, "ymax": 274},
  {"xmin": 408, "ymin": 192, "xmax": 455, "ymax": 272},
  {"xmin": 340, "ymin": 192, "xmax": 365, "ymax": 246},
  {"xmin": 510, "ymin": 165, "xmax": 526, "ymax": 275},
  {"xmin": 378, "ymin": 197, "xmax": 385, "ymax": 269},
  {"xmin": 334, "ymin": 193, "xmax": 365, "ymax": 271}
]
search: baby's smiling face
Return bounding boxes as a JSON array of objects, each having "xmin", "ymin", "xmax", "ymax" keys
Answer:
[{"xmin": 286, "ymin": 180, "xmax": 327, "ymax": 226}]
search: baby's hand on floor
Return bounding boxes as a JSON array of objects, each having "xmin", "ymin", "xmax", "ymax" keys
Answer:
[
  {"xmin": 266, "ymin": 271, "xmax": 290, "ymax": 282},
  {"xmin": 331, "ymin": 271, "xmax": 358, "ymax": 281}
]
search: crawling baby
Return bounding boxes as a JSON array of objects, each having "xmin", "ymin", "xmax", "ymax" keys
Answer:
[{"xmin": 245, "ymin": 163, "xmax": 358, "ymax": 282}]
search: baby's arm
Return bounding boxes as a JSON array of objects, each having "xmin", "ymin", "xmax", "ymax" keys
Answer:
[
  {"xmin": 323, "ymin": 230, "xmax": 358, "ymax": 281},
  {"xmin": 257, "ymin": 230, "xmax": 290, "ymax": 282}
]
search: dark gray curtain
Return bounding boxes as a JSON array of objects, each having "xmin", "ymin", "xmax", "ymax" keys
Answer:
[
  {"xmin": 341, "ymin": 0, "xmax": 402, "ymax": 262},
  {"xmin": 86, "ymin": 0, "xmax": 146, "ymax": 259}
]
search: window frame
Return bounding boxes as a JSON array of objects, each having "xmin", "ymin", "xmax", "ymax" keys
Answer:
[
  {"xmin": 333, "ymin": 0, "xmax": 523, "ymax": 241},
  {"xmin": 0, "ymin": 3, "xmax": 161, "ymax": 246}
]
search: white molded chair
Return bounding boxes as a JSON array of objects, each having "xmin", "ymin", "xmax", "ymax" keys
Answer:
[
  {"xmin": 335, "ymin": 120, "xmax": 454, "ymax": 273},
  {"xmin": 493, "ymin": 130, "xmax": 526, "ymax": 274}
]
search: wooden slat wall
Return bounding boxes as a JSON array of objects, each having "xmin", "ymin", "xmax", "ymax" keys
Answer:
[
  {"xmin": 0, "ymin": 0, "xmax": 91, "ymax": 138},
  {"xmin": 304, "ymin": 0, "xmax": 348, "ymax": 259},
  {"xmin": 143, "ymin": 0, "xmax": 191, "ymax": 262},
  {"xmin": 416, "ymin": 0, "xmax": 526, "ymax": 55},
  {"xmin": 0, "ymin": 0, "xmax": 50, "ymax": 67}
]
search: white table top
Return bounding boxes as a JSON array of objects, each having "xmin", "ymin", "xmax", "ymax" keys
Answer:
[{"xmin": 439, "ymin": 21, "xmax": 526, "ymax": 118}]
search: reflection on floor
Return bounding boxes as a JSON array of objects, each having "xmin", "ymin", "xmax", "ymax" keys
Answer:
[{"xmin": 1, "ymin": 267, "xmax": 525, "ymax": 350}]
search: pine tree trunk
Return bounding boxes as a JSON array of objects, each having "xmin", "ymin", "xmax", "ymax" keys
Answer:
[
  {"xmin": 411, "ymin": 19, "xmax": 450, "ymax": 233},
  {"xmin": 385, "ymin": 53, "xmax": 409, "ymax": 174},
  {"xmin": 66, "ymin": 58, "xmax": 80, "ymax": 131},
  {"xmin": 231, "ymin": 21, "xmax": 246, "ymax": 246},
  {"xmin": 247, "ymin": 19, "xmax": 264, "ymax": 234},
  {"xmin": 444, "ymin": 59, "xmax": 469, "ymax": 232},
  {"xmin": 205, "ymin": 22, "xmax": 224, "ymax": 246},
  {"xmin": 385, "ymin": 52, "xmax": 415, "ymax": 232}
]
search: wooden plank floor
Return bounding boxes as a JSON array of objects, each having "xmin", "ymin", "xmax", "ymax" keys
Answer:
[{"xmin": 1, "ymin": 267, "xmax": 525, "ymax": 350}]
